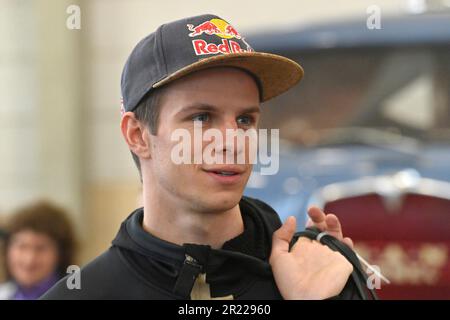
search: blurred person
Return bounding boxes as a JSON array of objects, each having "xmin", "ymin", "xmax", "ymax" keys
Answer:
[
  {"xmin": 43, "ymin": 14, "xmax": 359, "ymax": 300},
  {"xmin": 0, "ymin": 201, "xmax": 77, "ymax": 300},
  {"xmin": 0, "ymin": 220, "xmax": 7, "ymax": 283}
]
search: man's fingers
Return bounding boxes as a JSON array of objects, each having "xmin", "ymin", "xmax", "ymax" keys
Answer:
[
  {"xmin": 343, "ymin": 237, "xmax": 354, "ymax": 249},
  {"xmin": 306, "ymin": 206, "xmax": 326, "ymax": 230},
  {"xmin": 271, "ymin": 216, "xmax": 297, "ymax": 255},
  {"xmin": 290, "ymin": 236, "xmax": 312, "ymax": 253},
  {"xmin": 324, "ymin": 214, "xmax": 343, "ymax": 240},
  {"xmin": 306, "ymin": 207, "xmax": 350, "ymax": 246}
]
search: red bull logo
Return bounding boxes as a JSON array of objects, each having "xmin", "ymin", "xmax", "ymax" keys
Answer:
[
  {"xmin": 186, "ymin": 18, "xmax": 252, "ymax": 56},
  {"xmin": 192, "ymin": 38, "xmax": 249, "ymax": 55},
  {"xmin": 187, "ymin": 18, "xmax": 242, "ymax": 39}
]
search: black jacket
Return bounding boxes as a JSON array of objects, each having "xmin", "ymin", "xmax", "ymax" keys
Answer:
[{"xmin": 41, "ymin": 196, "xmax": 359, "ymax": 300}]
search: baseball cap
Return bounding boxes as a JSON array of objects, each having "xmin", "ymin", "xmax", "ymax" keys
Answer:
[{"xmin": 121, "ymin": 14, "xmax": 304, "ymax": 112}]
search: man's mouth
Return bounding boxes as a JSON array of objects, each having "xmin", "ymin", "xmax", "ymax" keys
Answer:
[
  {"xmin": 202, "ymin": 167, "xmax": 245, "ymax": 184},
  {"xmin": 212, "ymin": 171, "xmax": 238, "ymax": 176}
]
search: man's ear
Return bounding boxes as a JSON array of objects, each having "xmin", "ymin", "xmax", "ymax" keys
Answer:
[{"xmin": 120, "ymin": 112, "xmax": 152, "ymax": 159}]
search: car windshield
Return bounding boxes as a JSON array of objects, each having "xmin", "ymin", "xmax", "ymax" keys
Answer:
[{"xmin": 260, "ymin": 46, "xmax": 450, "ymax": 148}]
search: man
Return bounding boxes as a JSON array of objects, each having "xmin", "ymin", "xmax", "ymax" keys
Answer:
[{"xmin": 42, "ymin": 14, "xmax": 357, "ymax": 300}]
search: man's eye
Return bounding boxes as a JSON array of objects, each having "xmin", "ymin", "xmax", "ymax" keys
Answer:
[
  {"xmin": 192, "ymin": 113, "xmax": 209, "ymax": 122},
  {"xmin": 237, "ymin": 115, "xmax": 254, "ymax": 126}
]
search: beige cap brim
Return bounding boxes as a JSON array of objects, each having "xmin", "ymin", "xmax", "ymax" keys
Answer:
[{"xmin": 152, "ymin": 52, "xmax": 304, "ymax": 102}]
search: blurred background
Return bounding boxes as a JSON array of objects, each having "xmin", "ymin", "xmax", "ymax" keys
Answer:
[{"xmin": 0, "ymin": 0, "xmax": 449, "ymax": 299}]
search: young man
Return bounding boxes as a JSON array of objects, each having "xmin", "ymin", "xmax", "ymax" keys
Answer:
[{"xmin": 42, "ymin": 14, "xmax": 357, "ymax": 300}]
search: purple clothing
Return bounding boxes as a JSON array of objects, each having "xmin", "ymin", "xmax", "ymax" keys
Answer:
[{"xmin": 13, "ymin": 273, "xmax": 59, "ymax": 300}]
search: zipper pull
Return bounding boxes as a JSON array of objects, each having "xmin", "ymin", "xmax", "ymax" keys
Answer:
[
  {"xmin": 184, "ymin": 254, "xmax": 201, "ymax": 267},
  {"xmin": 173, "ymin": 254, "xmax": 203, "ymax": 298}
]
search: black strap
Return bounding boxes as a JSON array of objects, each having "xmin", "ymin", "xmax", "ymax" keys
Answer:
[{"xmin": 289, "ymin": 227, "xmax": 379, "ymax": 300}]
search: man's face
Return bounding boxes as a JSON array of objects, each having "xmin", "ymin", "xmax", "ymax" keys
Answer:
[{"xmin": 145, "ymin": 67, "xmax": 260, "ymax": 213}]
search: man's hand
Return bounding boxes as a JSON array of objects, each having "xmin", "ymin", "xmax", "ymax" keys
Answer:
[
  {"xmin": 306, "ymin": 206, "xmax": 354, "ymax": 249},
  {"xmin": 270, "ymin": 216, "xmax": 353, "ymax": 300}
]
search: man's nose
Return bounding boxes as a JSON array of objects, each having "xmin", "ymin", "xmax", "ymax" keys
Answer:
[
  {"xmin": 220, "ymin": 117, "xmax": 239, "ymax": 132},
  {"xmin": 216, "ymin": 119, "xmax": 243, "ymax": 155}
]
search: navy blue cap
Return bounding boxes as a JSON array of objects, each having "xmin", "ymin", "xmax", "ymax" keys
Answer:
[{"xmin": 121, "ymin": 14, "xmax": 304, "ymax": 112}]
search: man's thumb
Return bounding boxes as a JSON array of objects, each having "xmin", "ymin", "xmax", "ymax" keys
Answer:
[{"xmin": 271, "ymin": 216, "xmax": 297, "ymax": 255}]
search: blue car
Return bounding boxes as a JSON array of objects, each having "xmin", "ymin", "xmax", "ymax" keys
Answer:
[{"xmin": 244, "ymin": 11, "xmax": 450, "ymax": 299}]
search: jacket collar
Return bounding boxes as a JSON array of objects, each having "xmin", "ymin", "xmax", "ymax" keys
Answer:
[{"xmin": 112, "ymin": 197, "xmax": 281, "ymax": 298}]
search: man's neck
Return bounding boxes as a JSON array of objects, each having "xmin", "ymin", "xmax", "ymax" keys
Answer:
[{"xmin": 141, "ymin": 186, "xmax": 244, "ymax": 249}]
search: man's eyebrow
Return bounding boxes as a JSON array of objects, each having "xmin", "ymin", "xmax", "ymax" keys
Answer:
[
  {"xmin": 241, "ymin": 106, "xmax": 261, "ymax": 114},
  {"xmin": 176, "ymin": 103, "xmax": 261, "ymax": 116},
  {"xmin": 176, "ymin": 103, "xmax": 216, "ymax": 115}
]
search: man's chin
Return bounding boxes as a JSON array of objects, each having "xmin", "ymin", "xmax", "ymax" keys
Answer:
[{"xmin": 196, "ymin": 190, "xmax": 243, "ymax": 213}]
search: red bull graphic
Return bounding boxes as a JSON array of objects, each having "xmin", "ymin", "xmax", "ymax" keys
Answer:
[
  {"xmin": 187, "ymin": 18, "xmax": 252, "ymax": 56},
  {"xmin": 192, "ymin": 39, "xmax": 249, "ymax": 55},
  {"xmin": 187, "ymin": 21, "xmax": 222, "ymax": 37},
  {"xmin": 187, "ymin": 18, "xmax": 242, "ymax": 39},
  {"xmin": 224, "ymin": 25, "xmax": 240, "ymax": 39}
]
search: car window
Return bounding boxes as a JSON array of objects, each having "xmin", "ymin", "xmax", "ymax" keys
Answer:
[{"xmin": 260, "ymin": 46, "xmax": 450, "ymax": 146}]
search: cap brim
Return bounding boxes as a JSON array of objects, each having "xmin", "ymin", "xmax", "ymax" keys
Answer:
[{"xmin": 152, "ymin": 52, "xmax": 304, "ymax": 102}]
